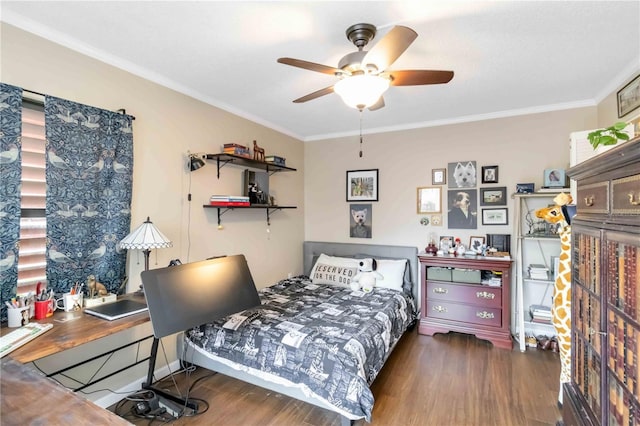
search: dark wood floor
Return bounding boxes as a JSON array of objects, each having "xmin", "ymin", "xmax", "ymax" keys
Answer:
[{"xmin": 109, "ymin": 330, "xmax": 562, "ymax": 425}]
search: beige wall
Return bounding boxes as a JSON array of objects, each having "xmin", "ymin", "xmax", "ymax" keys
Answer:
[
  {"xmin": 304, "ymin": 108, "xmax": 597, "ymax": 250},
  {"xmin": 1, "ymin": 23, "xmax": 305, "ymax": 289},
  {"xmin": 1, "ymin": 23, "xmax": 304, "ymax": 406}
]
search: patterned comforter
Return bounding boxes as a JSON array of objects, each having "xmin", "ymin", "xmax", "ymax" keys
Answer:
[{"xmin": 186, "ymin": 276, "xmax": 416, "ymax": 421}]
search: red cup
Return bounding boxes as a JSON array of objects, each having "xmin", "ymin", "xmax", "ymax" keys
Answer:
[{"xmin": 34, "ymin": 299, "xmax": 55, "ymax": 320}]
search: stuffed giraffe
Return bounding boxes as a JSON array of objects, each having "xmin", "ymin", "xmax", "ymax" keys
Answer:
[{"xmin": 535, "ymin": 192, "xmax": 573, "ymax": 407}]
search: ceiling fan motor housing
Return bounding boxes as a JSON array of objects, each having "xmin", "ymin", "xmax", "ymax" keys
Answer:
[{"xmin": 345, "ymin": 23, "xmax": 377, "ymax": 50}]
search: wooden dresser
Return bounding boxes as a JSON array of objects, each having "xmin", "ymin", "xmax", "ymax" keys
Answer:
[
  {"xmin": 563, "ymin": 137, "xmax": 640, "ymax": 425},
  {"xmin": 418, "ymin": 254, "xmax": 512, "ymax": 349}
]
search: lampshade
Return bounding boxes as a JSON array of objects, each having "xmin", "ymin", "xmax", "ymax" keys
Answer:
[
  {"xmin": 190, "ymin": 155, "xmax": 205, "ymax": 171},
  {"xmin": 334, "ymin": 74, "xmax": 390, "ymax": 110},
  {"xmin": 120, "ymin": 217, "xmax": 172, "ymax": 251}
]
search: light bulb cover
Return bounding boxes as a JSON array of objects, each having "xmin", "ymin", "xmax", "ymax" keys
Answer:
[{"xmin": 334, "ymin": 75, "xmax": 390, "ymax": 110}]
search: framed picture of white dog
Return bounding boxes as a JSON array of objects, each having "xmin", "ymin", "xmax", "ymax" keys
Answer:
[
  {"xmin": 349, "ymin": 204, "xmax": 372, "ymax": 238},
  {"xmin": 448, "ymin": 161, "xmax": 477, "ymax": 188},
  {"xmin": 346, "ymin": 169, "xmax": 378, "ymax": 202}
]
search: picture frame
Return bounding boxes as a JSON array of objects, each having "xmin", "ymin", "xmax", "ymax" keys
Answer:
[
  {"xmin": 480, "ymin": 187, "xmax": 507, "ymax": 206},
  {"xmin": 617, "ymin": 73, "xmax": 640, "ymax": 118},
  {"xmin": 469, "ymin": 236, "xmax": 485, "ymax": 252},
  {"xmin": 349, "ymin": 203, "xmax": 372, "ymax": 239},
  {"xmin": 482, "ymin": 208, "xmax": 508, "ymax": 225},
  {"xmin": 430, "ymin": 214, "xmax": 442, "ymax": 226},
  {"xmin": 439, "ymin": 235, "xmax": 454, "ymax": 251},
  {"xmin": 486, "ymin": 234, "xmax": 511, "ymax": 253},
  {"xmin": 432, "ymin": 168, "xmax": 446, "ymax": 185},
  {"xmin": 448, "ymin": 161, "xmax": 477, "ymax": 189},
  {"xmin": 543, "ymin": 169, "xmax": 566, "ymax": 187},
  {"xmin": 516, "ymin": 183, "xmax": 535, "ymax": 194},
  {"xmin": 481, "ymin": 165, "xmax": 499, "ymax": 184},
  {"xmin": 346, "ymin": 169, "xmax": 378, "ymax": 202},
  {"xmin": 417, "ymin": 186, "xmax": 442, "ymax": 214}
]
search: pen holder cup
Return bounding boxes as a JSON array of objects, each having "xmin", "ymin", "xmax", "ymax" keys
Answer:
[
  {"xmin": 34, "ymin": 299, "xmax": 56, "ymax": 320},
  {"xmin": 7, "ymin": 306, "xmax": 30, "ymax": 328},
  {"xmin": 56, "ymin": 292, "xmax": 83, "ymax": 312}
]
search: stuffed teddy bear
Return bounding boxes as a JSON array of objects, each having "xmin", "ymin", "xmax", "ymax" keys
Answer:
[{"xmin": 350, "ymin": 258, "xmax": 383, "ymax": 293}]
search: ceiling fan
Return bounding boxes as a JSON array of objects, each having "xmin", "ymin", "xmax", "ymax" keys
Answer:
[{"xmin": 277, "ymin": 23, "xmax": 454, "ymax": 111}]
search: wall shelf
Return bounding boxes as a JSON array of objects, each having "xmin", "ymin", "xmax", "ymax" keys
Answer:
[
  {"xmin": 206, "ymin": 153, "xmax": 296, "ymax": 178},
  {"xmin": 203, "ymin": 205, "xmax": 296, "ymax": 226}
]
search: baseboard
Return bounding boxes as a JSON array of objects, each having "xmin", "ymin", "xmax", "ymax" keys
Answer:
[{"xmin": 92, "ymin": 359, "xmax": 181, "ymax": 409}]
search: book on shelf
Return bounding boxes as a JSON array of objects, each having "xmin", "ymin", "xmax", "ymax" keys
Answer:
[
  {"xmin": 210, "ymin": 195, "xmax": 250, "ymax": 206},
  {"xmin": 223, "ymin": 143, "xmax": 248, "ymax": 149},
  {"xmin": 265, "ymin": 155, "xmax": 286, "ymax": 166},
  {"xmin": 223, "ymin": 146, "xmax": 250, "ymax": 157},
  {"xmin": 537, "ymin": 186, "xmax": 569, "ymax": 193}
]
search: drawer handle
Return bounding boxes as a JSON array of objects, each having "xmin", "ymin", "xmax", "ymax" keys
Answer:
[
  {"xmin": 629, "ymin": 192, "xmax": 640, "ymax": 206},
  {"xmin": 476, "ymin": 291, "xmax": 495, "ymax": 300},
  {"xmin": 432, "ymin": 305, "xmax": 447, "ymax": 313},
  {"xmin": 433, "ymin": 287, "xmax": 448, "ymax": 294},
  {"xmin": 584, "ymin": 195, "xmax": 595, "ymax": 207},
  {"xmin": 476, "ymin": 311, "xmax": 494, "ymax": 319},
  {"xmin": 588, "ymin": 327, "xmax": 607, "ymax": 336}
]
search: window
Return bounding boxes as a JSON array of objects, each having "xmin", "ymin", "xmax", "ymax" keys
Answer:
[{"xmin": 17, "ymin": 101, "xmax": 46, "ymax": 293}]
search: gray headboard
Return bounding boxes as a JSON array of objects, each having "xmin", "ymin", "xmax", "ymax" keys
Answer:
[{"xmin": 303, "ymin": 241, "xmax": 419, "ymax": 300}]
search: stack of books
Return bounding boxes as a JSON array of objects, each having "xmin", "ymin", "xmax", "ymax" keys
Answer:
[
  {"xmin": 528, "ymin": 264, "xmax": 550, "ymax": 280},
  {"xmin": 481, "ymin": 270, "xmax": 502, "ymax": 287},
  {"xmin": 529, "ymin": 304, "xmax": 553, "ymax": 324},
  {"xmin": 210, "ymin": 195, "xmax": 250, "ymax": 206},
  {"xmin": 223, "ymin": 143, "xmax": 250, "ymax": 158},
  {"xmin": 265, "ymin": 155, "xmax": 285, "ymax": 166},
  {"xmin": 537, "ymin": 186, "xmax": 568, "ymax": 193}
]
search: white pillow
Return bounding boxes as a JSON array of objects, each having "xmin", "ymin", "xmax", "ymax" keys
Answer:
[
  {"xmin": 310, "ymin": 253, "xmax": 359, "ymax": 287},
  {"xmin": 375, "ymin": 258, "xmax": 408, "ymax": 292}
]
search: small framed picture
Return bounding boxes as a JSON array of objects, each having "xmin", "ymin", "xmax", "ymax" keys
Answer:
[
  {"xmin": 439, "ymin": 235, "xmax": 454, "ymax": 251},
  {"xmin": 430, "ymin": 214, "xmax": 442, "ymax": 226},
  {"xmin": 469, "ymin": 236, "xmax": 486, "ymax": 252},
  {"xmin": 543, "ymin": 169, "xmax": 566, "ymax": 187},
  {"xmin": 482, "ymin": 208, "xmax": 508, "ymax": 225},
  {"xmin": 346, "ymin": 169, "xmax": 378, "ymax": 202},
  {"xmin": 481, "ymin": 165, "xmax": 499, "ymax": 184},
  {"xmin": 417, "ymin": 187, "xmax": 442, "ymax": 214},
  {"xmin": 516, "ymin": 183, "xmax": 535, "ymax": 194},
  {"xmin": 480, "ymin": 187, "xmax": 507, "ymax": 206},
  {"xmin": 432, "ymin": 168, "xmax": 446, "ymax": 185},
  {"xmin": 618, "ymin": 73, "xmax": 640, "ymax": 118}
]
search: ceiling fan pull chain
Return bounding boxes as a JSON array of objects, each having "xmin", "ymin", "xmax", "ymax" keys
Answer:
[{"xmin": 359, "ymin": 110, "xmax": 363, "ymax": 158}]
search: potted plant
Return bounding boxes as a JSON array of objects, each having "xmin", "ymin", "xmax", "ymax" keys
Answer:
[{"xmin": 587, "ymin": 122, "xmax": 630, "ymax": 149}]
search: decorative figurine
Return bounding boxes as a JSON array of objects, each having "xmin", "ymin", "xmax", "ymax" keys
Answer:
[
  {"xmin": 87, "ymin": 274, "xmax": 108, "ymax": 298},
  {"xmin": 253, "ymin": 140, "xmax": 265, "ymax": 162}
]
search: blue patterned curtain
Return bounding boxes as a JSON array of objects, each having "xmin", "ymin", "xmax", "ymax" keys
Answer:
[
  {"xmin": 0, "ymin": 83, "xmax": 23, "ymax": 321},
  {"xmin": 45, "ymin": 96, "xmax": 133, "ymax": 294}
]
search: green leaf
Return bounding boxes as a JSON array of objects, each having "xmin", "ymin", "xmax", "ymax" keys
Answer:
[{"xmin": 612, "ymin": 122, "xmax": 627, "ymax": 131}]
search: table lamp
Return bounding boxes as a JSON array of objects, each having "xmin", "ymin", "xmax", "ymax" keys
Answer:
[{"xmin": 119, "ymin": 217, "xmax": 172, "ymax": 291}]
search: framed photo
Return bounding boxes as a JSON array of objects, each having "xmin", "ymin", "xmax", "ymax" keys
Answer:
[
  {"xmin": 430, "ymin": 214, "xmax": 442, "ymax": 226},
  {"xmin": 516, "ymin": 183, "xmax": 535, "ymax": 194},
  {"xmin": 432, "ymin": 168, "xmax": 446, "ymax": 185},
  {"xmin": 480, "ymin": 187, "xmax": 507, "ymax": 206},
  {"xmin": 439, "ymin": 235, "xmax": 454, "ymax": 251},
  {"xmin": 618, "ymin": 73, "xmax": 640, "ymax": 118},
  {"xmin": 417, "ymin": 187, "xmax": 442, "ymax": 214},
  {"xmin": 482, "ymin": 208, "xmax": 509, "ymax": 225},
  {"xmin": 543, "ymin": 169, "xmax": 566, "ymax": 187},
  {"xmin": 481, "ymin": 165, "xmax": 499, "ymax": 184},
  {"xmin": 469, "ymin": 236, "xmax": 485, "ymax": 252},
  {"xmin": 486, "ymin": 234, "xmax": 511, "ymax": 253},
  {"xmin": 448, "ymin": 161, "xmax": 477, "ymax": 188},
  {"xmin": 349, "ymin": 203, "xmax": 372, "ymax": 238},
  {"xmin": 346, "ymin": 169, "xmax": 378, "ymax": 202},
  {"xmin": 447, "ymin": 189, "xmax": 478, "ymax": 229}
]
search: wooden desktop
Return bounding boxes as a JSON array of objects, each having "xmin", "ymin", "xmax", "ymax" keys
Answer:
[{"xmin": 0, "ymin": 293, "xmax": 149, "ymax": 424}]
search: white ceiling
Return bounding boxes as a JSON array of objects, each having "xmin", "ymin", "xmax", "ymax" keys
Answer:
[{"xmin": 2, "ymin": 1, "xmax": 639, "ymax": 141}]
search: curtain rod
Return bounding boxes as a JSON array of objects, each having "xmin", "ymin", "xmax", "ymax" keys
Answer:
[{"xmin": 22, "ymin": 88, "xmax": 136, "ymax": 120}]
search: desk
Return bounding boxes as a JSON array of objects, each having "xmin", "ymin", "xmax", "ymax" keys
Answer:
[
  {"xmin": 1, "ymin": 293, "xmax": 150, "ymax": 424},
  {"xmin": 3, "ymin": 293, "xmax": 149, "ymax": 363}
]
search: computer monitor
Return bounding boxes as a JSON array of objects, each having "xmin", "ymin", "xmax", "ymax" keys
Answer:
[{"xmin": 141, "ymin": 254, "xmax": 261, "ymax": 339}]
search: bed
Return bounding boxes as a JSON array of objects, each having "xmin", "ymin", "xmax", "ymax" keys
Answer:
[{"xmin": 176, "ymin": 241, "xmax": 419, "ymax": 425}]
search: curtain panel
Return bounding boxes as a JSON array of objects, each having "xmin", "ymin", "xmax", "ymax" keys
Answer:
[
  {"xmin": 0, "ymin": 83, "xmax": 23, "ymax": 321},
  {"xmin": 44, "ymin": 96, "xmax": 133, "ymax": 294}
]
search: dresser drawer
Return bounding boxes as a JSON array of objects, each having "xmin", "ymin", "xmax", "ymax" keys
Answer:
[
  {"xmin": 576, "ymin": 181, "xmax": 609, "ymax": 214},
  {"xmin": 612, "ymin": 173, "xmax": 640, "ymax": 215},
  {"xmin": 426, "ymin": 281, "xmax": 502, "ymax": 308},
  {"xmin": 426, "ymin": 300, "xmax": 502, "ymax": 327}
]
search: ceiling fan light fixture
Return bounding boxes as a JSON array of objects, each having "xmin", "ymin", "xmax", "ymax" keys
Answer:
[{"xmin": 334, "ymin": 74, "xmax": 390, "ymax": 110}]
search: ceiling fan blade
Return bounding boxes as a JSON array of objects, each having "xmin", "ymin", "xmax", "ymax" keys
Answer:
[
  {"xmin": 362, "ymin": 26, "xmax": 417, "ymax": 71},
  {"xmin": 277, "ymin": 57, "xmax": 343, "ymax": 76},
  {"xmin": 368, "ymin": 97, "xmax": 385, "ymax": 111},
  {"xmin": 389, "ymin": 70, "xmax": 454, "ymax": 86},
  {"xmin": 293, "ymin": 85, "xmax": 335, "ymax": 103}
]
